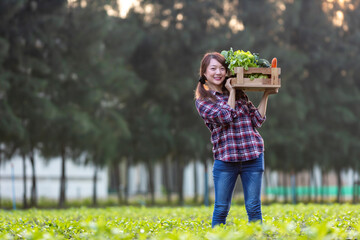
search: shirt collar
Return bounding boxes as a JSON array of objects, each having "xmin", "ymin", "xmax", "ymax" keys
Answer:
[{"xmin": 209, "ymin": 89, "xmax": 223, "ymax": 95}]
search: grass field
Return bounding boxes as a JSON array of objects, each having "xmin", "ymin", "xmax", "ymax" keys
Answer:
[{"xmin": 1, "ymin": 204, "xmax": 359, "ymax": 239}]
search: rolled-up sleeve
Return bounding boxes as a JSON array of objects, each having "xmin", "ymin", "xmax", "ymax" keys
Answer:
[
  {"xmin": 195, "ymin": 99, "xmax": 238, "ymax": 126},
  {"xmin": 247, "ymin": 101, "xmax": 266, "ymax": 128}
]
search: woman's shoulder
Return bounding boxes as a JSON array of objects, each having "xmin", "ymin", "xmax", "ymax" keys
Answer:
[
  {"xmin": 195, "ymin": 96, "xmax": 220, "ymax": 108},
  {"xmin": 195, "ymin": 97, "xmax": 211, "ymax": 105}
]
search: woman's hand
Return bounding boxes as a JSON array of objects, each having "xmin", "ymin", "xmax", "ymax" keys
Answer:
[
  {"xmin": 225, "ymin": 78, "xmax": 235, "ymax": 92},
  {"xmin": 264, "ymin": 88, "xmax": 279, "ymax": 95},
  {"xmin": 226, "ymin": 78, "xmax": 236, "ymax": 109}
]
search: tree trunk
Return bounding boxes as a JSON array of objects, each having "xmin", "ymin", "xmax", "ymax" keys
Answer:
[
  {"xmin": 327, "ymin": 172, "xmax": 331, "ymax": 202},
  {"xmin": 311, "ymin": 168, "xmax": 317, "ymax": 203},
  {"xmin": 203, "ymin": 158, "xmax": 209, "ymax": 206},
  {"xmin": 307, "ymin": 168, "xmax": 312, "ymax": 203},
  {"xmin": 146, "ymin": 159, "xmax": 155, "ymax": 205},
  {"xmin": 110, "ymin": 161, "xmax": 122, "ymax": 204},
  {"xmin": 22, "ymin": 154, "xmax": 28, "ymax": 209},
  {"xmin": 314, "ymin": 168, "xmax": 320, "ymax": 203},
  {"xmin": 352, "ymin": 171, "xmax": 357, "ymax": 204},
  {"xmin": 30, "ymin": 149, "xmax": 37, "ymax": 207},
  {"xmin": 177, "ymin": 159, "xmax": 185, "ymax": 205},
  {"xmin": 353, "ymin": 165, "xmax": 360, "ymax": 204},
  {"xmin": 336, "ymin": 168, "xmax": 342, "ymax": 203},
  {"xmin": 354, "ymin": 181, "xmax": 359, "ymax": 204},
  {"xmin": 59, "ymin": 147, "xmax": 66, "ymax": 208},
  {"xmin": 311, "ymin": 169, "xmax": 316, "ymax": 203},
  {"xmin": 124, "ymin": 157, "xmax": 130, "ymax": 204},
  {"xmin": 0, "ymin": 155, "xmax": 2, "ymax": 208},
  {"xmin": 274, "ymin": 171, "xmax": 279, "ymax": 202},
  {"xmin": 193, "ymin": 160, "xmax": 198, "ymax": 203},
  {"xmin": 357, "ymin": 166, "xmax": 360, "ymax": 203},
  {"xmin": 320, "ymin": 169, "xmax": 325, "ymax": 203},
  {"xmin": 115, "ymin": 162, "xmax": 122, "ymax": 204},
  {"xmin": 290, "ymin": 171, "xmax": 296, "ymax": 204},
  {"xmin": 283, "ymin": 172, "xmax": 288, "ymax": 203},
  {"xmin": 92, "ymin": 165, "xmax": 98, "ymax": 206},
  {"xmin": 163, "ymin": 156, "xmax": 171, "ymax": 204}
]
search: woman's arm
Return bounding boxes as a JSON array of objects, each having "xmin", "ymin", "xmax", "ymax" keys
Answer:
[
  {"xmin": 257, "ymin": 89, "xmax": 279, "ymax": 118},
  {"xmin": 195, "ymin": 98, "xmax": 238, "ymax": 126},
  {"xmin": 225, "ymin": 79, "xmax": 236, "ymax": 109}
]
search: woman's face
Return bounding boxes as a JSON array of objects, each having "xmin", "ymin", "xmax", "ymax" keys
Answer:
[{"xmin": 204, "ymin": 58, "xmax": 227, "ymax": 90}]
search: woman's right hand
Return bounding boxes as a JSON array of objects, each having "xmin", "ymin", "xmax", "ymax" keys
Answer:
[
  {"xmin": 225, "ymin": 78, "xmax": 234, "ymax": 92},
  {"xmin": 226, "ymin": 78, "xmax": 236, "ymax": 109}
]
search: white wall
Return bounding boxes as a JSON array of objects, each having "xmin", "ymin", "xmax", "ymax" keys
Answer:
[
  {"xmin": 124, "ymin": 160, "xmax": 214, "ymax": 199},
  {"xmin": 1, "ymin": 157, "xmax": 216, "ymax": 201},
  {"xmin": 0, "ymin": 154, "xmax": 108, "ymax": 200}
]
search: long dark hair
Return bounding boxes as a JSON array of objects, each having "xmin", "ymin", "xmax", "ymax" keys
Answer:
[{"xmin": 194, "ymin": 52, "xmax": 246, "ymax": 102}]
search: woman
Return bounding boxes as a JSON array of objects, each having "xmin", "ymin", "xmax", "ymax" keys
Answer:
[{"xmin": 194, "ymin": 52, "xmax": 278, "ymax": 227}]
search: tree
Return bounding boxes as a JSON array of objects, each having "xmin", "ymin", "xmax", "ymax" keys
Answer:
[{"xmin": 0, "ymin": 0, "xmax": 67, "ymax": 207}]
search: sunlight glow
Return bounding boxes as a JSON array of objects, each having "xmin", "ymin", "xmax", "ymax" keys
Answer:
[
  {"xmin": 176, "ymin": 23, "xmax": 183, "ymax": 30},
  {"xmin": 162, "ymin": 9, "xmax": 171, "ymax": 16},
  {"xmin": 228, "ymin": 16, "xmax": 244, "ymax": 33},
  {"xmin": 322, "ymin": 0, "xmax": 356, "ymax": 31},
  {"xmin": 104, "ymin": 5, "xmax": 118, "ymax": 16},
  {"xmin": 337, "ymin": 0, "xmax": 352, "ymax": 8},
  {"xmin": 176, "ymin": 14, "xmax": 184, "ymax": 21},
  {"xmin": 161, "ymin": 20, "xmax": 169, "ymax": 28},
  {"xmin": 278, "ymin": 2, "xmax": 286, "ymax": 11},
  {"xmin": 67, "ymin": 0, "xmax": 87, "ymax": 8},
  {"xmin": 332, "ymin": 10, "xmax": 344, "ymax": 27},
  {"xmin": 174, "ymin": 2, "xmax": 183, "ymax": 10},
  {"xmin": 119, "ymin": 0, "xmax": 138, "ymax": 18},
  {"xmin": 207, "ymin": 10, "xmax": 226, "ymax": 30}
]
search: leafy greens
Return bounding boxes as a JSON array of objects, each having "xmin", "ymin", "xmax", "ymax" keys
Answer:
[{"xmin": 221, "ymin": 48, "xmax": 270, "ymax": 79}]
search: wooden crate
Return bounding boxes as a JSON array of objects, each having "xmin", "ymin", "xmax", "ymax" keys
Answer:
[{"xmin": 230, "ymin": 67, "xmax": 281, "ymax": 91}]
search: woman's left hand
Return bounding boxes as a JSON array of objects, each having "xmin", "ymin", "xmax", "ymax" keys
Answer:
[{"xmin": 264, "ymin": 88, "xmax": 279, "ymax": 95}]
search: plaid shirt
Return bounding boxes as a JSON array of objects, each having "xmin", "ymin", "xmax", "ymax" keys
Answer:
[{"xmin": 195, "ymin": 91, "xmax": 266, "ymax": 162}]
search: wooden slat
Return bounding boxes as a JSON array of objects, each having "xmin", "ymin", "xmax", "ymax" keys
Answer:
[
  {"xmin": 244, "ymin": 67, "xmax": 271, "ymax": 74},
  {"xmin": 237, "ymin": 86, "xmax": 281, "ymax": 91},
  {"xmin": 231, "ymin": 67, "xmax": 281, "ymax": 91},
  {"xmin": 271, "ymin": 68, "xmax": 279, "ymax": 85},
  {"xmin": 243, "ymin": 78, "xmax": 272, "ymax": 85},
  {"xmin": 234, "ymin": 67, "xmax": 281, "ymax": 75},
  {"xmin": 235, "ymin": 67, "xmax": 244, "ymax": 84},
  {"xmin": 231, "ymin": 78, "xmax": 281, "ymax": 85},
  {"xmin": 232, "ymin": 84, "xmax": 281, "ymax": 88}
]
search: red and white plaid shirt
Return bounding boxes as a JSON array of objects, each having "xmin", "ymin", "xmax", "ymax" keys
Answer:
[{"xmin": 195, "ymin": 90, "xmax": 266, "ymax": 162}]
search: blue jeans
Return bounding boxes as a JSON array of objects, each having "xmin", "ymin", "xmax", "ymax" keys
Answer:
[{"xmin": 212, "ymin": 153, "xmax": 264, "ymax": 227}]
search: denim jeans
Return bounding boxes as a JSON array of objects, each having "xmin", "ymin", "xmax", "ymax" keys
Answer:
[{"xmin": 212, "ymin": 153, "xmax": 264, "ymax": 227}]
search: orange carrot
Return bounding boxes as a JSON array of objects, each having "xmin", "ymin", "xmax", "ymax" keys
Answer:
[{"xmin": 271, "ymin": 58, "xmax": 277, "ymax": 68}]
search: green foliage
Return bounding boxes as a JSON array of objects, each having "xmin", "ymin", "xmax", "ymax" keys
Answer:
[
  {"xmin": 221, "ymin": 48, "xmax": 258, "ymax": 73},
  {"xmin": 1, "ymin": 205, "xmax": 360, "ymax": 239},
  {"xmin": 220, "ymin": 48, "xmax": 269, "ymax": 81}
]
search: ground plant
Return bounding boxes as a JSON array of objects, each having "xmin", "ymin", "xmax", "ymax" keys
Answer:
[{"xmin": 0, "ymin": 204, "xmax": 359, "ymax": 239}]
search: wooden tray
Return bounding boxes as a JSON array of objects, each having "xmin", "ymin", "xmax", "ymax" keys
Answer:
[{"xmin": 230, "ymin": 67, "xmax": 281, "ymax": 91}]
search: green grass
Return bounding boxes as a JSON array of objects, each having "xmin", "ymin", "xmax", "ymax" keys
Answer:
[{"xmin": 1, "ymin": 204, "xmax": 359, "ymax": 239}]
